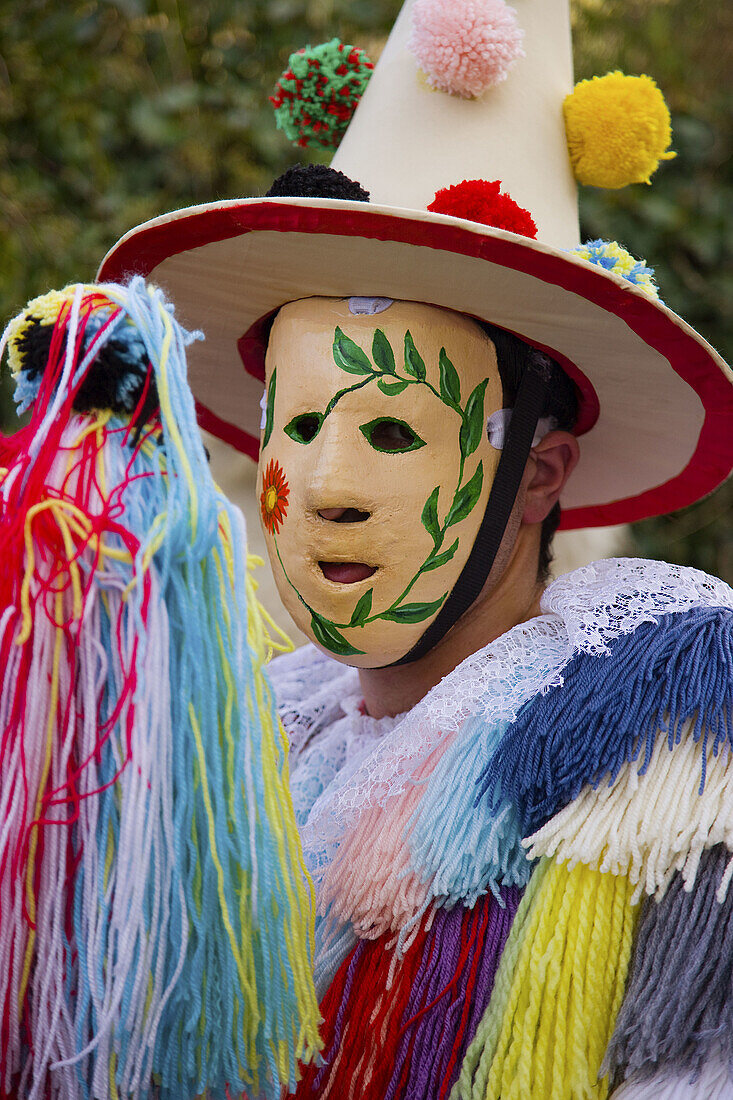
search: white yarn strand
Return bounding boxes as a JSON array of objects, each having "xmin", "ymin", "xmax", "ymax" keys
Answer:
[{"xmin": 612, "ymin": 1054, "xmax": 733, "ymax": 1099}]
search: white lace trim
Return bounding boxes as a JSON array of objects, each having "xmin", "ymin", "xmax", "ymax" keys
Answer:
[
  {"xmin": 543, "ymin": 557, "xmax": 732, "ymax": 654},
  {"xmin": 268, "ymin": 559, "xmax": 733, "ymax": 884}
]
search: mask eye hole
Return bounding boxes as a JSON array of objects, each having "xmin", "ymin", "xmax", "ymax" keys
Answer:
[
  {"xmin": 284, "ymin": 412, "xmax": 323, "ymax": 444},
  {"xmin": 359, "ymin": 417, "xmax": 426, "ymax": 453}
]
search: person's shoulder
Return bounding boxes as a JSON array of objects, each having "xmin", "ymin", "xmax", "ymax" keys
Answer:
[
  {"xmin": 542, "ymin": 556, "xmax": 733, "ymax": 655},
  {"xmin": 499, "ymin": 556, "xmax": 733, "ymax": 839}
]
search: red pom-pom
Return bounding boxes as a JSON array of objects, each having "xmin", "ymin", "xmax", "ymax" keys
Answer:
[{"xmin": 428, "ymin": 179, "xmax": 538, "ymax": 238}]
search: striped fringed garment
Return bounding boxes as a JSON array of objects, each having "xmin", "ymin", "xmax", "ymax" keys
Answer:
[{"xmin": 275, "ymin": 572, "xmax": 733, "ymax": 1100}]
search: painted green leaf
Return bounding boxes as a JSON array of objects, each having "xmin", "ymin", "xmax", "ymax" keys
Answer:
[
  {"xmin": 381, "ymin": 594, "xmax": 447, "ymax": 623},
  {"xmin": 377, "ymin": 378, "xmax": 409, "ymax": 396},
  {"xmin": 333, "ymin": 327, "xmax": 373, "ymax": 375},
  {"xmin": 263, "ymin": 369, "xmax": 276, "ymax": 448},
  {"xmin": 422, "ymin": 538, "xmax": 459, "ymax": 572},
  {"xmin": 439, "ymin": 349, "xmax": 461, "ymax": 408},
  {"xmin": 403, "ymin": 330, "xmax": 426, "ymax": 381},
  {"xmin": 372, "ymin": 328, "xmax": 396, "ymax": 374},
  {"xmin": 460, "ymin": 378, "xmax": 489, "ymax": 458},
  {"xmin": 310, "ymin": 612, "xmax": 365, "ymax": 656},
  {"xmin": 446, "ymin": 461, "xmax": 484, "ymax": 527},
  {"xmin": 421, "ymin": 485, "xmax": 442, "ymax": 545},
  {"xmin": 349, "ymin": 588, "xmax": 373, "ymax": 627}
]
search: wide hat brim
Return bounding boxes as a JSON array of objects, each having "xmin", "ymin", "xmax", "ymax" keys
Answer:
[{"xmin": 97, "ymin": 196, "xmax": 733, "ymax": 531}]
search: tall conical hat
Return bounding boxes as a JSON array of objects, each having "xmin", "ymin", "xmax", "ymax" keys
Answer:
[{"xmin": 98, "ymin": 0, "xmax": 732, "ymax": 530}]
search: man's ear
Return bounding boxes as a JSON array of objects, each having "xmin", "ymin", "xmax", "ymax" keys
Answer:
[{"xmin": 521, "ymin": 430, "xmax": 580, "ymax": 525}]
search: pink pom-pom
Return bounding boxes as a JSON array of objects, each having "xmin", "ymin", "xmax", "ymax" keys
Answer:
[{"xmin": 408, "ymin": 0, "xmax": 524, "ymax": 98}]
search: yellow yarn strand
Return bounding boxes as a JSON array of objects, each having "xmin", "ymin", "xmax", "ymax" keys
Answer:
[
  {"xmin": 188, "ymin": 704, "xmax": 258, "ymax": 1003},
  {"xmin": 453, "ymin": 855, "xmax": 565, "ymax": 1098},
  {"xmin": 246, "ymin": 552, "xmax": 294, "ymax": 663},
  {"xmin": 453, "ymin": 859, "xmax": 639, "ymax": 1100},
  {"xmin": 245, "ymin": 559, "xmax": 321, "ymax": 1069},
  {"xmin": 188, "ymin": 703, "xmax": 260, "ymax": 1088}
]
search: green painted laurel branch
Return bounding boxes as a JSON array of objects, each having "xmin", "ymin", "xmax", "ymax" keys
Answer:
[{"xmin": 301, "ymin": 328, "xmax": 489, "ymax": 655}]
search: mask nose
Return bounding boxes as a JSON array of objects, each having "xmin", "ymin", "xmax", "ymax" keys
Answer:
[
  {"xmin": 318, "ymin": 506, "xmax": 371, "ymax": 523},
  {"xmin": 305, "ymin": 423, "xmax": 374, "ymax": 522}
]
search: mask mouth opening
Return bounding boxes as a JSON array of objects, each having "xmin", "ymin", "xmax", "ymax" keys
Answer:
[{"xmin": 319, "ymin": 562, "xmax": 377, "ymax": 584}]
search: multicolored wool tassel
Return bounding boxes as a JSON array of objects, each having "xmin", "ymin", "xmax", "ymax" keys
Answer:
[
  {"xmin": 295, "ymin": 888, "xmax": 521, "ymax": 1100},
  {"xmin": 452, "ymin": 859, "xmax": 639, "ymax": 1100},
  {"xmin": 0, "ymin": 281, "xmax": 320, "ymax": 1098}
]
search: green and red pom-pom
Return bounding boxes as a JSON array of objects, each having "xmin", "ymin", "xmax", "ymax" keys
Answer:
[
  {"xmin": 271, "ymin": 38, "xmax": 374, "ymax": 150},
  {"xmin": 428, "ymin": 179, "xmax": 538, "ymax": 238}
]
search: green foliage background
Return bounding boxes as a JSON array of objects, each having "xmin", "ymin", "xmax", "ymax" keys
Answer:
[{"xmin": 1, "ymin": 0, "xmax": 730, "ymax": 578}]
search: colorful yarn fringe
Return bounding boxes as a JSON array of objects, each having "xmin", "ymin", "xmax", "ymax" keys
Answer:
[
  {"xmin": 318, "ymin": 736, "xmax": 454, "ymax": 941},
  {"xmin": 605, "ymin": 844, "xmax": 733, "ymax": 1085},
  {"xmin": 407, "ymin": 716, "xmax": 531, "ymax": 905},
  {"xmin": 295, "ymin": 889, "xmax": 521, "ymax": 1100},
  {"xmin": 478, "ymin": 607, "xmax": 733, "ymax": 834},
  {"xmin": 453, "ymin": 859, "xmax": 639, "ymax": 1100},
  {"xmin": 318, "ymin": 715, "xmax": 531, "ymax": 948},
  {"xmin": 526, "ymin": 723, "xmax": 733, "ymax": 903},
  {"xmin": 313, "ymin": 907, "xmax": 358, "ymax": 998},
  {"xmin": 0, "ymin": 281, "xmax": 320, "ymax": 1098}
]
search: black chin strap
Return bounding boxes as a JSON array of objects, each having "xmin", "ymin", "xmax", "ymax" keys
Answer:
[{"xmin": 390, "ymin": 368, "xmax": 548, "ymax": 667}]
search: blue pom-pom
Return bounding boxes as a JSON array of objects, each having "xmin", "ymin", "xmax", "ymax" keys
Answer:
[{"xmin": 570, "ymin": 238, "xmax": 661, "ymax": 299}]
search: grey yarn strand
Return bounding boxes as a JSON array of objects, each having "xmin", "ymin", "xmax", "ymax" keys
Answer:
[{"xmin": 604, "ymin": 844, "xmax": 733, "ymax": 1085}]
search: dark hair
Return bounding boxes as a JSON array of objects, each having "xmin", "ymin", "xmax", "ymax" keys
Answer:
[{"xmin": 479, "ymin": 322, "xmax": 579, "ymax": 580}]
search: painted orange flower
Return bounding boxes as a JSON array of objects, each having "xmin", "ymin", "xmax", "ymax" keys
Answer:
[{"xmin": 260, "ymin": 458, "xmax": 289, "ymax": 535}]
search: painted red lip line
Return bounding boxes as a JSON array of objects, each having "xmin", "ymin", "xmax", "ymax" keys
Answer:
[{"xmin": 319, "ymin": 562, "xmax": 377, "ymax": 584}]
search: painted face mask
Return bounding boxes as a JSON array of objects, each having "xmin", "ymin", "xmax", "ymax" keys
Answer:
[{"xmin": 258, "ymin": 297, "xmax": 503, "ymax": 668}]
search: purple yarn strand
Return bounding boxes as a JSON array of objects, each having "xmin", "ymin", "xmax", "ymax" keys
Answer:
[{"xmin": 384, "ymin": 887, "xmax": 521, "ymax": 1100}]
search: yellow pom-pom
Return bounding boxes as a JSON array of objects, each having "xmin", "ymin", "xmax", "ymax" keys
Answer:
[{"xmin": 564, "ymin": 71, "xmax": 676, "ymax": 188}]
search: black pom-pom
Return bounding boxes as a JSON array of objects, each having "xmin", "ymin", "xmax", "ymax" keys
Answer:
[
  {"xmin": 14, "ymin": 316, "xmax": 159, "ymax": 434},
  {"xmin": 13, "ymin": 317, "xmax": 54, "ymax": 386},
  {"xmin": 265, "ymin": 164, "xmax": 370, "ymax": 201}
]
